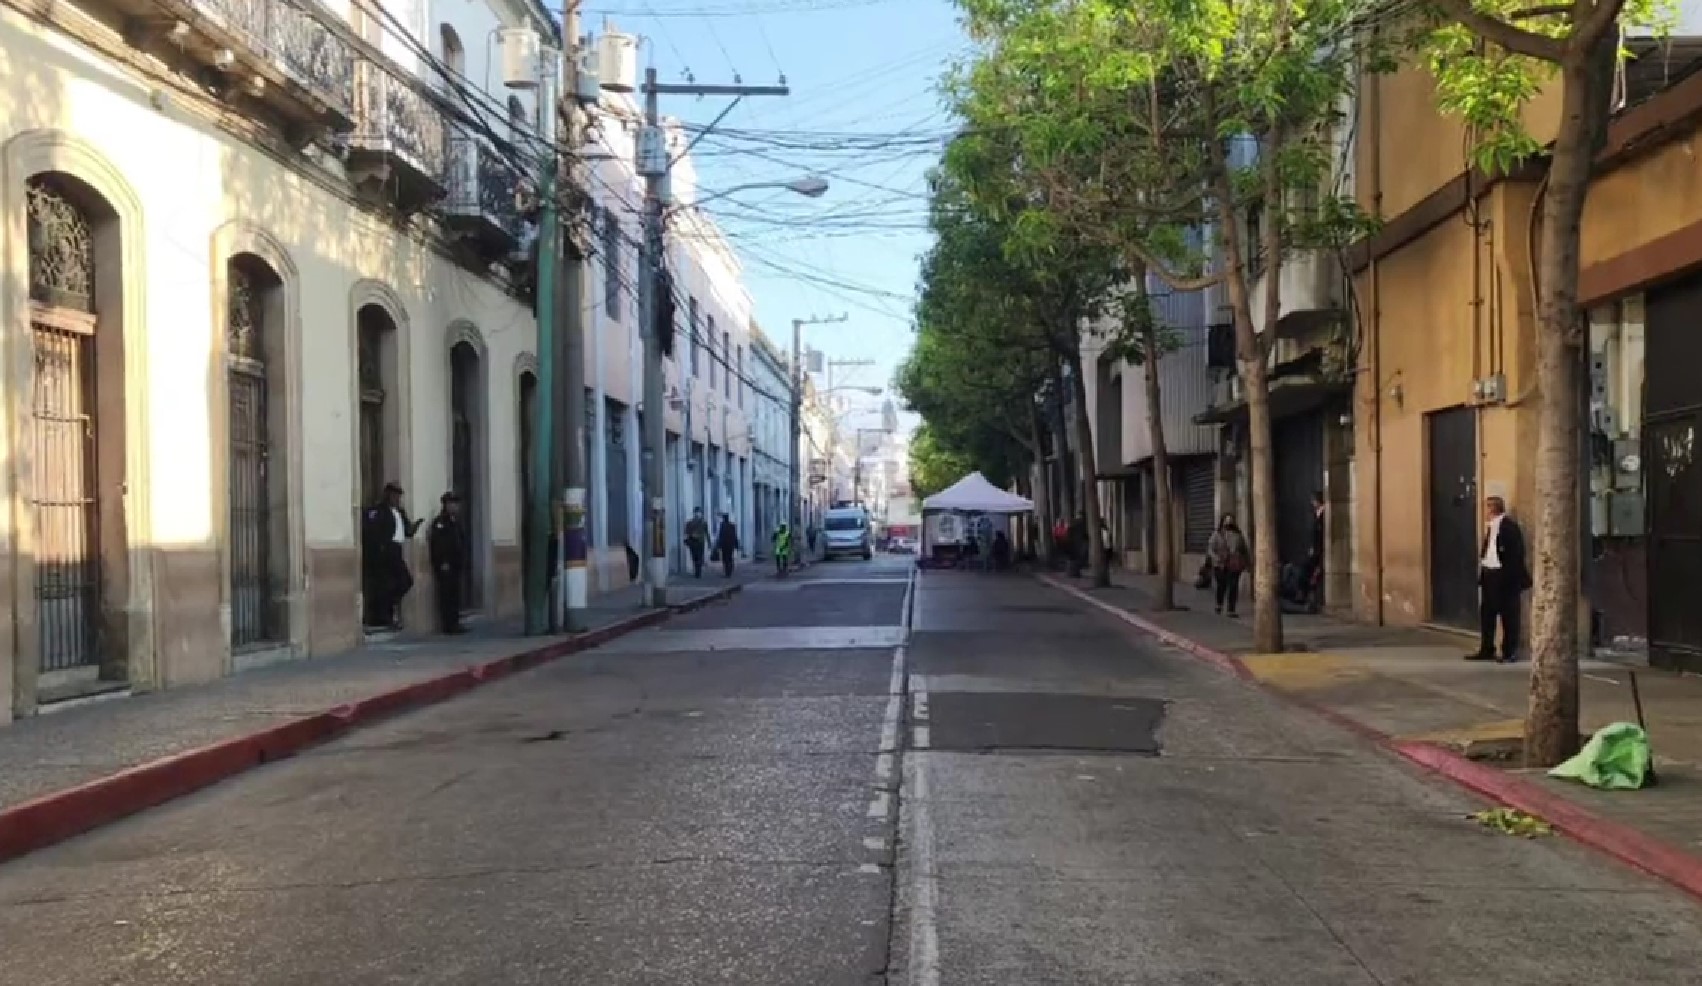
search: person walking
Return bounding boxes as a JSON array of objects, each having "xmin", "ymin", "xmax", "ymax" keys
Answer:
[
  {"xmin": 1468, "ymin": 495, "xmax": 1532, "ymax": 663},
  {"xmin": 361, "ymin": 482, "xmax": 422, "ymax": 630},
  {"xmin": 428, "ymin": 492, "xmax": 468, "ymax": 635},
  {"xmin": 716, "ymin": 512, "xmax": 741, "ymax": 578},
  {"xmin": 773, "ymin": 523, "xmax": 793, "ymax": 577},
  {"xmin": 684, "ymin": 508, "xmax": 709, "ymax": 579},
  {"xmin": 1206, "ymin": 513, "xmax": 1250, "ymax": 617},
  {"xmin": 1302, "ymin": 491, "xmax": 1326, "ymax": 612}
]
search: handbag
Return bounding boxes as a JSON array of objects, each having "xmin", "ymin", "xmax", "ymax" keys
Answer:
[{"xmin": 1194, "ymin": 560, "xmax": 1213, "ymax": 589}]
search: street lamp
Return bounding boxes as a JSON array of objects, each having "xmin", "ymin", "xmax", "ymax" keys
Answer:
[{"xmin": 666, "ymin": 176, "xmax": 830, "ymax": 218}]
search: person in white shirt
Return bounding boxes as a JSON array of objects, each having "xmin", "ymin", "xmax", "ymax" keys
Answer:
[{"xmin": 1468, "ymin": 495, "xmax": 1531, "ymax": 663}]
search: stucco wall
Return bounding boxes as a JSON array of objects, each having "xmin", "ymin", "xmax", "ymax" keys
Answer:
[
  {"xmin": 0, "ymin": 4, "xmax": 538, "ymax": 713},
  {"xmin": 1351, "ymin": 183, "xmax": 1541, "ymax": 625}
]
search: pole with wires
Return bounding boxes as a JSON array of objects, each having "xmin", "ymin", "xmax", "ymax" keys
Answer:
[
  {"xmin": 637, "ymin": 67, "xmax": 789, "ymax": 607},
  {"xmin": 557, "ymin": 3, "xmax": 590, "ymax": 632},
  {"xmin": 525, "ymin": 48, "xmax": 561, "ymax": 636}
]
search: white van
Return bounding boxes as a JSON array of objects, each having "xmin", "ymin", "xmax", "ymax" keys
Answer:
[{"xmin": 822, "ymin": 506, "xmax": 873, "ymax": 560}]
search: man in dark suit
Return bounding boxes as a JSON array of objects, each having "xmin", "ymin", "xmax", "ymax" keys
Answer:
[
  {"xmin": 362, "ymin": 482, "xmax": 423, "ymax": 630},
  {"xmin": 1468, "ymin": 495, "xmax": 1532, "ymax": 663}
]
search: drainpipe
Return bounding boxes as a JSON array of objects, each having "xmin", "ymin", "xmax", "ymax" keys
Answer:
[{"xmin": 1369, "ymin": 46, "xmax": 1386, "ymax": 626}]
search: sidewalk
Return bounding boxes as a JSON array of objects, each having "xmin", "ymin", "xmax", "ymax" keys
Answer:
[
  {"xmin": 0, "ymin": 565, "xmax": 765, "ymax": 860},
  {"xmin": 1044, "ymin": 568, "xmax": 1702, "ymax": 866}
]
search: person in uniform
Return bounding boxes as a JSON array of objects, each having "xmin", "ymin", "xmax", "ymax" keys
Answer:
[{"xmin": 428, "ymin": 491, "xmax": 469, "ymax": 635}]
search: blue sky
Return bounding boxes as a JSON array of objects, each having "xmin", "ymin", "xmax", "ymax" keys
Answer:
[{"xmin": 582, "ymin": 0, "xmax": 967, "ymax": 430}]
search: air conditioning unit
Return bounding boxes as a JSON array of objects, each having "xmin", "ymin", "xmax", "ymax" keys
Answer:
[
  {"xmin": 598, "ymin": 33, "xmax": 638, "ymax": 93},
  {"xmin": 499, "ymin": 28, "xmax": 542, "ymax": 89}
]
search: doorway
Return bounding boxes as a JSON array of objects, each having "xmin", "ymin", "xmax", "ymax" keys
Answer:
[
  {"xmin": 449, "ymin": 341, "xmax": 481, "ymax": 610},
  {"xmin": 1427, "ymin": 407, "xmax": 1479, "ymax": 627}
]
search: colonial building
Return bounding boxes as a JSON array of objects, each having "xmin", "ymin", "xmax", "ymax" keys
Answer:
[
  {"xmin": 748, "ymin": 323, "xmax": 793, "ymax": 555},
  {"xmin": 1, "ymin": 0, "xmax": 558, "ymax": 720}
]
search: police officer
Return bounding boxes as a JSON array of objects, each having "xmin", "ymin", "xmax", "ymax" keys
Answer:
[{"xmin": 428, "ymin": 492, "xmax": 468, "ymax": 635}]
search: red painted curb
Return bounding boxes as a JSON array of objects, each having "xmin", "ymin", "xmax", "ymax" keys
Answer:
[
  {"xmin": 1039, "ymin": 573, "xmax": 1702, "ymax": 903},
  {"xmin": 0, "ymin": 584, "xmax": 741, "ymax": 866}
]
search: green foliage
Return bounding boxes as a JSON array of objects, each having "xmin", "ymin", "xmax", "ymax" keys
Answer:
[
  {"xmin": 907, "ymin": 425, "xmax": 979, "ymax": 500},
  {"xmin": 1424, "ymin": 0, "xmax": 1673, "ymax": 175}
]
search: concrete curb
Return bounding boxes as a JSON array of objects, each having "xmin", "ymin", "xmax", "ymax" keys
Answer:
[
  {"xmin": 1039, "ymin": 573, "xmax": 1702, "ymax": 904},
  {"xmin": 0, "ymin": 584, "xmax": 742, "ymax": 867}
]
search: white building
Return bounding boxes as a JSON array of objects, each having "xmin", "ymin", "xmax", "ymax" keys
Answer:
[
  {"xmin": 747, "ymin": 324, "xmax": 792, "ymax": 555},
  {"xmin": 578, "ymin": 42, "xmax": 755, "ymax": 586},
  {"xmin": 0, "ymin": 0, "xmax": 559, "ymax": 721}
]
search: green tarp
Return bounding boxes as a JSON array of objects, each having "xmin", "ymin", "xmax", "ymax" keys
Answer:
[{"xmin": 1549, "ymin": 721, "xmax": 1654, "ymax": 791}]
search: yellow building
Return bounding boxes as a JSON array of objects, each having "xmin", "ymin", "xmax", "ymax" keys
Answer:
[
  {"xmin": 1351, "ymin": 37, "xmax": 1702, "ymax": 669},
  {"xmin": 0, "ymin": 0, "xmax": 557, "ymax": 720}
]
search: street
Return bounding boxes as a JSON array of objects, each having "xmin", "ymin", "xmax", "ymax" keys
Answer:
[{"xmin": 3, "ymin": 559, "xmax": 1702, "ymax": 984}]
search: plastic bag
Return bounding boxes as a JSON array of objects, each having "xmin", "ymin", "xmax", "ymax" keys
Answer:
[{"xmin": 1548, "ymin": 721, "xmax": 1653, "ymax": 791}]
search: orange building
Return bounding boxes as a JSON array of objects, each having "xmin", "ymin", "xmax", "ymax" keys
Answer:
[{"xmin": 1350, "ymin": 38, "xmax": 1702, "ymax": 669}]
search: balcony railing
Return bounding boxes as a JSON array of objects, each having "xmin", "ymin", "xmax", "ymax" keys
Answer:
[
  {"xmin": 444, "ymin": 135, "xmax": 522, "ymax": 243},
  {"xmin": 173, "ymin": 0, "xmax": 356, "ymax": 126},
  {"xmin": 350, "ymin": 60, "xmax": 448, "ymax": 196}
]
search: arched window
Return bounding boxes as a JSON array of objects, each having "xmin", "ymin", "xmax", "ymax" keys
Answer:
[{"xmin": 439, "ymin": 24, "xmax": 465, "ymax": 79}]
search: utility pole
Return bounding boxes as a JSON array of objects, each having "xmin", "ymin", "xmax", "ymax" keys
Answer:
[
  {"xmin": 556, "ymin": 3, "xmax": 589, "ymax": 632},
  {"xmin": 788, "ymin": 314, "xmax": 847, "ymax": 534},
  {"xmin": 525, "ymin": 30, "xmax": 564, "ymax": 636},
  {"xmin": 638, "ymin": 68, "xmax": 787, "ymax": 606}
]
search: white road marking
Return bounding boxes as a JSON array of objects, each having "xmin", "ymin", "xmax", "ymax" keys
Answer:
[
  {"xmin": 859, "ymin": 863, "xmax": 883, "ymax": 874},
  {"xmin": 913, "ymin": 691, "xmax": 931, "ymax": 721},
  {"xmin": 913, "ymin": 725, "xmax": 931, "ymax": 749},
  {"xmin": 880, "ymin": 695, "xmax": 902, "ymax": 752},
  {"xmin": 906, "ymin": 755, "xmax": 941, "ymax": 986},
  {"xmin": 864, "ymin": 836, "xmax": 887, "ymax": 851},
  {"xmin": 867, "ymin": 791, "xmax": 891, "ymax": 818}
]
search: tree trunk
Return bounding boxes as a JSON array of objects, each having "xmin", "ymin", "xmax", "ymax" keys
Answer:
[
  {"xmin": 1143, "ymin": 319, "xmax": 1176, "ymax": 609},
  {"xmin": 1066, "ymin": 350, "xmax": 1111, "ymax": 588},
  {"xmin": 1524, "ymin": 49, "xmax": 1609, "ymax": 766},
  {"xmin": 1050, "ymin": 367, "xmax": 1077, "ymax": 521},
  {"xmin": 1030, "ymin": 408, "xmax": 1054, "ymax": 559},
  {"xmin": 1211, "ymin": 144, "xmax": 1283, "ymax": 654}
]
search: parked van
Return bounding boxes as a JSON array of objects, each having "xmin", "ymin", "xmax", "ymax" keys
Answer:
[{"xmin": 822, "ymin": 506, "xmax": 873, "ymax": 560}]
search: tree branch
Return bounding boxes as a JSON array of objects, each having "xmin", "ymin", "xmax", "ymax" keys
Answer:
[
  {"xmin": 1434, "ymin": 0, "xmax": 1565, "ymax": 60},
  {"xmin": 1573, "ymin": 0, "xmax": 1629, "ymax": 51},
  {"xmin": 1123, "ymin": 238, "xmax": 1224, "ymax": 292}
]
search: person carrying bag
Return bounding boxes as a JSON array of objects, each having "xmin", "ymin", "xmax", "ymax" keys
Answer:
[{"xmin": 1206, "ymin": 514, "xmax": 1250, "ymax": 617}]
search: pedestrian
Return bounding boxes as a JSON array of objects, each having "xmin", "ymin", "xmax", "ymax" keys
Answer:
[
  {"xmin": 361, "ymin": 482, "xmax": 422, "ymax": 630},
  {"xmin": 1207, "ymin": 513, "xmax": 1250, "ymax": 617},
  {"xmin": 428, "ymin": 492, "xmax": 468, "ymax": 635},
  {"xmin": 1468, "ymin": 495, "xmax": 1531, "ymax": 663},
  {"xmin": 1302, "ymin": 490, "xmax": 1326, "ymax": 612},
  {"xmin": 684, "ymin": 507, "xmax": 709, "ymax": 578},
  {"xmin": 716, "ymin": 512, "xmax": 740, "ymax": 578},
  {"xmin": 1066, "ymin": 513, "xmax": 1087, "ymax": 578},
  {"xmin": 773, "ymin": 523, "xmax": 793, "ymax": 576}
]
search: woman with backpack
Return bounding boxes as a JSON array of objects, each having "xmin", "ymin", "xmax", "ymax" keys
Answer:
[{"xmin": 1206, "ymin": 514, "xmax": 1250, "ymax": 617}]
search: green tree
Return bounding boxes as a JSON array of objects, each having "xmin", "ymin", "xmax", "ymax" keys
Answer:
[
  {"xmin": 1424, "ymin": 0, "xmax": 1668, "ymax": 765},
  {"xmin": 907, "ymin": 425, "xmax": 978, "ymax": 500},
  {"xmin": 934, "ymin": 133, "xmax": 1123, "ymax": 585},
  {"xmin": 951, "ymin": 0, "xmax": 1374, "ymax": 649}
]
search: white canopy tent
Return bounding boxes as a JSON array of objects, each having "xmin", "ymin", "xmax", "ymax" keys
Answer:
[{"xmin": 923, "ymin": 472, "xmax": 1034, "ymax": 514}]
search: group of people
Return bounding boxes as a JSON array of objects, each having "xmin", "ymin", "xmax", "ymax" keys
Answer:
[
  {"xmin": 683, "ymin": 508, "xmax": 744, "ymax": 579},
  {"xmin": 361, "ymin": 483, "xmax": 470, "ymax": 636}
]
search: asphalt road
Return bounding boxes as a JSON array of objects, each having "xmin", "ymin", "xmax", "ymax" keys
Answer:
[{"xmin": 2, "ymin": 557, "xmax": 1701, "ymax": 984}]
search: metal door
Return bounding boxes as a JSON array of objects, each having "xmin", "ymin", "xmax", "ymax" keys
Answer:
[
  {"xmin": 229, "ymin": 366, "xmax": 273, "ymax": 646},
  {"xmin": 605, "ymin": 400, "xmax": 629, "ymax": 548},
  {"xmin": 1427, "ymin": 407, "xmax": 1480, "ymax": 627},
  {"xmin": 450, "ymin": 348, "xmax": 477, "ymax": 607},
  {"xmin": 1647, "ymin": 413, "xmax": 1702, "ymax": 670},
  {"xmin": 31, "ymin": 321, "xmax": 101, "ymax": 671},
  {"xmin": 357, "ymin": 328, "xmax": 385, "ymax": 506},
  {"xmin": 1273, "ymin": 412, "xmax": 1325, "ymax": 565},
  {"xmin": 1180, "ymin": 458, "xmax": 1216, "ymax": 553}
]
